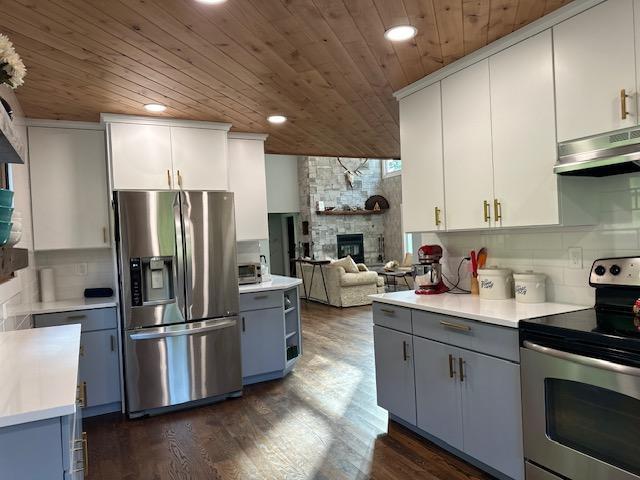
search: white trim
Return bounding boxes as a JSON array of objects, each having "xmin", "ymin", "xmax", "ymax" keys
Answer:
[
  {"xmin": 99, "ymin": 113, "xmax": 232, "ymax": 131},
  {"xmin": 25, "ymin": 119, "xmax": 104, "ymax": 130},
  {"xmin": 228, "ymin": 132, "xmax": 269, "ymax": 141},
  {"xmin": 383, "ymin": 169, "xmax": 401, "ymax": 179},
  {"xmin": 393, "ymin": 0, "xmax": 605, "ymax": 100}
]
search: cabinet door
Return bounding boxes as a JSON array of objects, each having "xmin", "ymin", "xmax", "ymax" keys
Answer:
[
  {"xmin": 460, "ymin": 350, "xmax": 524, "ymax": 480},
  {"xmin": 442, "ymin": 60, "xmax": 494, "ymax": 230},
  {"xmin": 490, "ymin": 31, "xmax": 559, "ymax": 228},
  {"xmin": 29, "ymin": 127, "xmax": 110, "ymax": 250},
  {"xmin": 373, "ymin": 325, "xmax": 416, "ymax": 425},
  {"xmin": 241, "ymin": 307, "xmax": 286, "ymax": 378},
  {"xmin": 79, "ymin": 329, "xmax": 121, "ymax": 408},
  {"xmin": 110, "ymin": 123, "xmax": 173, "ymax": 190},
  {"xmin": 413, "ymin": 336, "xmax": 463, "ymax": 449},
  {"xmin": 554, "ymin": 0, "xmax": 636, "ymax": 142},
  {"xmin": 171, "ymin": 127, "xmax": 228, "ymax": 191},
  {"xmin": 228, "ymin": 137, "xmax": 269, "ymax": 240},
  {"xmin": 400, "ymin": 82, "xmax": 445, "ymax": 232}
]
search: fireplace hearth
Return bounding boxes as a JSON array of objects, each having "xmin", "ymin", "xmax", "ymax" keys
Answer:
[{"xmin": 337, "ymin": 234, "xmax": 364, "ymax": 264}]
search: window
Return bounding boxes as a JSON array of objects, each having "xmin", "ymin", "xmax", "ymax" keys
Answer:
[{"xmin": 382, "ymin": 159, "xmax": 402, "ymax": 177}]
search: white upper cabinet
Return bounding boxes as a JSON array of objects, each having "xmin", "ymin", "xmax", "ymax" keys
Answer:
[
  {"xmin": 104, "ymin": 115, "xmax": 231, "ymax": 191},
  {"xmin": 490, "ymin": 31, "xmax": 559, "ymax": 228},
  {"xmin": 554, "ymin": 0, "xmax": 636, "ymax": 142},
  {"xmin": 29, "ymin": 126, "xmax": 110, "ymax": 250},
  {"xmin": 400, "ymin": 82, "xmax": 445, "ymax": 232},
  {"xmin": 109, "ymin": 123, "xmax": 173, "ymax": 190},
  {"xmin": 171, "ymin": 127, "xmax": 228, "ymax": 191},
  {"xmin": 442, "ymin": 59, "xmax": 494, "ymax": 230},
  {"xmin": 227, "ymin": 134, "xmax": 269, "ymax": 241}
]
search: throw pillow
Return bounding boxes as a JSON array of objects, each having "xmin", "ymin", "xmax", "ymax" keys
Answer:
[{"xmin": 331, "ymin": 255, "xmax": 359, "ymax": 273}]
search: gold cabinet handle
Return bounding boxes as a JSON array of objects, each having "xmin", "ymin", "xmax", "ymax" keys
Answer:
[
  {"xmin": 82, "ymin": 432, "xmax": 89, "ymax": 476},
  {"xmin": 77, "ymin": 382, "xmax": 86, "ymax": 407},
  {"xmin": 448, "ymin": 354, "xmax": 455, "ymax": 378},
  {"xmin": 440, "ymin": 320, "xmax": 471, "ymax": 332},
  {"xmin": 177, "ymin": 169, "xmax": 183, "ymax": 188},
  {"xmin": 434, "ymin": 206, "xmax": 441, "ymax": 226},
  {"xmin": 459, "ymin": 357, "xmax": 465, "ymax": 382},
  {"xmin": 167, "ymin": 169, "xmax": 172, "ymax": 188},
  {"xmin": 494, "ymin": 198, "xmax": 502, "ymax": 221},
  {"xmin": 621, "ymin": 89, "xmax": 630, "ymax": 120},
  {"xmin": 380, "ymin": 308, "xmax": 395, "ymax": 315},
  {"xmin": 483, "ymin": 200, "xmax": 491, "ymax": 222},
  {"xmin": 102, "ymin": 226, "xmax": 108, "ymax": 244},
  {"xmin": 79, "ymin": 345, "xmax": 85, "ymax": 357}
]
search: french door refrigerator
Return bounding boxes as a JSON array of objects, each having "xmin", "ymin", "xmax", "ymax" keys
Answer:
[{"xmin": 115, "ymin": 190, "xmax": 241, "ymax": 416}]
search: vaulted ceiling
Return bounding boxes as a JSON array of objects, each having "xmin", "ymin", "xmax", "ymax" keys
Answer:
[{"xmin": 0, "ymin": 0, "xmax": 572, "ymax": 157}]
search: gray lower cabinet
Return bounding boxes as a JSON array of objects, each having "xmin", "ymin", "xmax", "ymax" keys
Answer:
[
  {"xmin": 373, "ymin": 325, "xmax": 416, "ymax": 425},
  {"xmin": 372, "ymin": 302, "xmax": 524, "ymax": 480},
  {"xmin": 241, "ymin": 307, "xmax": 286, "ymax": 378},
  {"xmin": 461, "ymin": 349, "xmax": 523, "ymax": 480},
  {"xmin": 413, "ymin": 336, "xmax": 463, "ymax": 449},
  {"xmin": 79, "ymin": 329, "xmax": 120, "ymax": 409},
  {"xmin": 35, "ymin": 307, "xmax": 121, "ymax": 416}
]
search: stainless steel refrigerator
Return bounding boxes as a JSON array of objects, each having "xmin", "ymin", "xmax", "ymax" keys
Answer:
[{"xmin": 114, "ymin": 191, "xmax": 241, "ymax": 416}]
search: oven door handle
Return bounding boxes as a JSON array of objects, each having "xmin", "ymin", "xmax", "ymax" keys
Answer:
[{"xmin": 524, "ymin": 340, "xmax": 640, "ymax": 377}]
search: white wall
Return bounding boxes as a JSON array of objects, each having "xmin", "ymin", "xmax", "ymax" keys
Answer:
[
  {"xmin": 417, "ymin": 172, "xmax": 640, "ymax": 306},
  {"xmin": 265, "ymin": 154, "xmax": 300, "ymax": 213},
  {"xmin": 0, "ymin": 84, "xmax": 38, "ymax": 331}
]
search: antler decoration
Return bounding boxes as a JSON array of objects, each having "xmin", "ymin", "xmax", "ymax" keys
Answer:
[{"xmin": 337, "ymin": 157, "xmax": 369, "ymax": 189}]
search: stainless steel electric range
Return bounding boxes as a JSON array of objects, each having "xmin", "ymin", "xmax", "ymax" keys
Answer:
[{"xmin": 520, "ymin": 257, "xmax": 640, "ymax": 480}]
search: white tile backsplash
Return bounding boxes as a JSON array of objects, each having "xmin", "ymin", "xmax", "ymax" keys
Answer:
[
  {"xmin": 35, "ymin": 249, "xmax": 115, "ymax": 301},
  {"xmin": 418, "ymin": 172, "xmax": 640, "ymax": 307}
]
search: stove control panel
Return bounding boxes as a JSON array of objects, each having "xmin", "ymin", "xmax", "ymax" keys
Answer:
[{"xmin": 589, "ymin": 257, "xmax": 640, "ymax": 286}]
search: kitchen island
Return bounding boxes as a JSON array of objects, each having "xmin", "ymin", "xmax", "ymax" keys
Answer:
[
  {"xmin": 369, "ymin": 291, "xmax": 589, "ymax": 480},
  {"xmin": 239, "ymin": 275, "xmax": 303, "ymax": 385},
  {"xmin": 0, "ymin": 324, "xmax": 86, "ymax": 478}
]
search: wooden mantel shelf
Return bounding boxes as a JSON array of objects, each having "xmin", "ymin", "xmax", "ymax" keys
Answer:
[{"xmin": 315, "ymin": 210, "xmax": 385, "ymax": 216}]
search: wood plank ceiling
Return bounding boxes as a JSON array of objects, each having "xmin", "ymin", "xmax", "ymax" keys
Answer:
[{"xmin": 0, "ymin": 0, "xmax": 572, "ymax": 157}]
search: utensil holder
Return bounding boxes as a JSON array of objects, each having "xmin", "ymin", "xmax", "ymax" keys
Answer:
[{"xmin": 470, "ymin": 276, "xmax": 479, "ymax": 295}]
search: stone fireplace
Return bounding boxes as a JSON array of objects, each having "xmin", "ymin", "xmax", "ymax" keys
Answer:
[{"xmin": 337, "ymin": 234, "xmax": 364, "ymax": 264}]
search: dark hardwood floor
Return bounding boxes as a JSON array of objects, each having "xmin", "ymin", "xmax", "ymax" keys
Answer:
[{"xmin": 85, "ymin": 302, "xmax": 492, "ymax": 480}]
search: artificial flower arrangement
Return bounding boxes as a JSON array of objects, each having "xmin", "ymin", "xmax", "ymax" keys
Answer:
[{"xmin": 0, "ymin": 34, "xmax": 26, "ymax": 89}]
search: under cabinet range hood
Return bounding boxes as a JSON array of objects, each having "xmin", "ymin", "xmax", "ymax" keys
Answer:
[{"xmin": 555, "ymin": 127, "xmax": 640, "ymax": 176}]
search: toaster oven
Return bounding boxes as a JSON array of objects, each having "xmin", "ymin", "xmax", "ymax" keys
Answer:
[{"xmin": 238, "ymin": 262, "xmax": 262, "ymax": 285}]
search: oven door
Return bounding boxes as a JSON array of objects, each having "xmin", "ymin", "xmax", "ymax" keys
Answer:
[{"xmin": 521, "ymin": 342, "xmax": 640, "ymax": 480}]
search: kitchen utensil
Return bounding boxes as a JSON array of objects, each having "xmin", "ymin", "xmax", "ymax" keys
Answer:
[
  {"xmin": 477, "ymin": 247, "xmax": 487, "ymax": 269},
  {"xmin": 470, "ymin": 250, "xmax": 478, "ymax": 276}
]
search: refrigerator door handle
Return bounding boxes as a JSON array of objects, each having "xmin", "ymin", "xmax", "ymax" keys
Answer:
[
  {"xmin": 181, "ymin": 191, "xmax": 195, "ymax": 319},
  {"xmin": 173, "ymin": 194, "xmax": 187, "ymax": 317},
  {"xmin": 128, "ymin": 318, "xmax": 237, "ymax": 341}
]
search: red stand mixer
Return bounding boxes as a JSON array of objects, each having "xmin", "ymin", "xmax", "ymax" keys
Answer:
[{"xmin": 414, "ymin": 245, "xmax": 449, "ymax": 295}]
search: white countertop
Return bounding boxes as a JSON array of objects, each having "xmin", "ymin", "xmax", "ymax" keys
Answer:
[
  {"xmin": 0, "ymin": 324, "xmax": 81, "ymax": 428},
  {"xmin": 11, "ymin": 297, "xmax": 118, "ymax": 316},
  {"xmin": 239, "ymin": 275, "xmax": 302, "ymax": 294},
  {"xmin": 370, "ymin": 291, "xmax": 591, "ymax": 328}
]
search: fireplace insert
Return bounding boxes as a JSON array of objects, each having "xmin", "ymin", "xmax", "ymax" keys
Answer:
[{"xmin": 337, "ymin": 234, "xmax": 364, "ymax": 264}]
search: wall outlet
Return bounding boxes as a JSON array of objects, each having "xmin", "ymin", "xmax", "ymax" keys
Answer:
[
  {"xmin": 75, "ymin": 263, "xmax": 88, "ymax": 276},
  {"xmin": 568, "ymin": 247, "xmax": 583, "ymax": 269}
]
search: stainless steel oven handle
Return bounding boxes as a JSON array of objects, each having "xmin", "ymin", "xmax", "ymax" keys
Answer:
[
  {"xmin": 129, "ymin": 318, "xmax": 236, "ymax": 340},
  {"xmin": 524, "ymin": 340, "xmax": 640, "ymax": 377}
]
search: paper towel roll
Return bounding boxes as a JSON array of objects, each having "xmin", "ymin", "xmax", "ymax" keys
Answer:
[{"xmin": 40, "ymin": 268, "xmax": 56, "ymax": 303}]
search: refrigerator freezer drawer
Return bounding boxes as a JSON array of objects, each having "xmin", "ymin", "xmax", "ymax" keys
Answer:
[{"xmin": 124, "ymin": 317, "xmax": 242, "ymax": 413}]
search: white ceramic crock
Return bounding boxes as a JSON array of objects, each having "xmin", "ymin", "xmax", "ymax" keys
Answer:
[
  {"xmin": 477, "ymin": 267, "xmax": 513, "ymax": 300},
  {"xmin": 513, "ymin": 271, "xmax": 546, "ymax": 303}
]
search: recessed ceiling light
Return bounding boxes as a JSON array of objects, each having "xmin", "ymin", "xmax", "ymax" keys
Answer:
[
  {"xmin": 267, "ymin": 115, "xmax": 287, "ymax": 124},
  {"xmin": 195, "ymin": 0, "xmax": 228, "ymax": 4},
  {"xmin": 384, "ymin": 25, "xmax": 417, "ymax": 42},
  {"xmin": 144, "ymin": 103, "xmax": 167, "ymax": 113}
]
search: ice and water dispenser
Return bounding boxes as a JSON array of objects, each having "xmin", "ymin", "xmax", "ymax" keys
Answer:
[{"xmin": 130, "ymin": 256, "xmax": 175, "ymax": 307}]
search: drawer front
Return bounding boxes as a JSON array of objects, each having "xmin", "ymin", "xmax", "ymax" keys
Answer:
[
  {"xmin": 412, "ymin": 310, "xmax": 519, "ymax": 362},
  {"xmin": 34, "ymin": 307, "xmax": 117, "ymax": 332},
  {"xmin": 372, "ymin": 303, "xmax": 412, "ymax": 334},
  {"xmin": 239, "ymin": 290, "xmax": 283, "ymax": 312}
]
